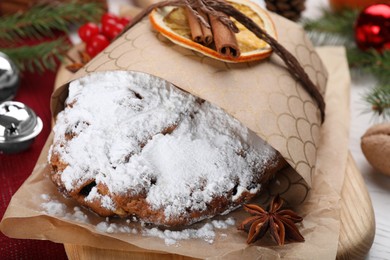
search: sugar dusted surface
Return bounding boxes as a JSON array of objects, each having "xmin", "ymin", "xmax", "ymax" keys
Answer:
[
  {"xmin": 40, "ymin": 194, "xmax": 235, "ymax": 246},
  {"xmin": 142, "ymin": 217, "xmax": 235, "ymax": 246},
  {"xmin": 50, "ymin": 71, "xmax": 276, "ymax": 219},
  {"xmin": 41, "ymin": 196, "xmax": 89, "ymax": 224},
  {"xmin": 96, "ymin": 221, "xmax": 137, "ymax": 234},
  {"xmin": 144, "ymin": 223, "xmax": 216, "ymax": 246}
]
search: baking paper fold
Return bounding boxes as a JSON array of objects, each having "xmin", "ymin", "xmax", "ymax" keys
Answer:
[
  {"xmin": 0, "ymin": 2, "xmax": 350, "ymax": 258},
  {"xmin": 52, "ymin": 11, "xmax": 327, "ymax": 203},
  {"xmin": 0, "ymin": 46, "xmax": 350, "ymax": 259}
]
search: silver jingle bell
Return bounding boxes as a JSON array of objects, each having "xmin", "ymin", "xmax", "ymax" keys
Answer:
[
  {"xmin": 0, "ymin": 52, "xmax": 20, "ymax": 103},
  {"xmin": 0, "ymin": 101, "xmax": 43, "ymax": 153}
]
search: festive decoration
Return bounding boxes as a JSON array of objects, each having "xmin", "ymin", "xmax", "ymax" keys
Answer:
[
  {"xmin": 355, "ymin": 4, "xmax": 390, "ymax": 52},
  {"xmin": 149, "ymin": 0, "xmax": 276, "ymax": 61},
  {"xmin": 361, "ymin": 122, "xmax": 390, "ymax": 176},
  {"xmin": 76, "ymin": 12, "xmax": 131, "ymax": 58},
  {"xmin": 0, "ymin": 1, "xmax": 104, "ymax": 73},
  {"xmin": 265, "ymin": 0, "xmax": 306, "ymax": 21},
  {"xmin": 0, "ymin": 52, "xmax": 20, "ymax": 102},
  {"xmin": 122, "ymin": 0, "xmax": 326, "ymax": 123},
  {"xmin": 1, "ymin": 39, "xmax": 70, "ymax": 73},
  {"xmin": 364, "ymin": 81, "xmax": 390, "ymax": 119},
  {"xmin": 238, "ymin": 195, "xmax": 304, "ymax": 245},
  {"xmin": 329, "ymin": 0, "xmax": 386, "ymax": 12},
  {"xmin": 66, "ymin": 12, "xmax": 131, "ymax": 72},
  {"xmin": 101, "ymin": 13, "xmax": 131, "ymax": 39},
  {"xmin": 304, "ymin": 7, "xmax": 390, "ymax": 120},
  {"xmin": 78, "ymin": 22, "xmax": 100, "ymax": 43},
  {"xmin": 0, "ymin": 0, "xmax": 107, "ymax": 16},
  {"xmin": 0, "ymin": 101, "xmax": 43, "ymax": 154},
  {"xmin": 0, "ymin": 2, "xmax": 103, "ymax": 42}
]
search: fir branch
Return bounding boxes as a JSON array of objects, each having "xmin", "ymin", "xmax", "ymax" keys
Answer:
[
  {"xmin": 364, "ymin": 83, "xmax": 390, "ymax": 121},
  {"xmin": 0, "ymin": 38, "xmax": 70, "ymax": 73},
  {"xmin": 303, "ymin": 8, "xmax": 390, "ymax": 121},
  {"xmin": 303, "ymin": 8, "xmax": 390, "ymax": 82},
  {"xmin": 347, "ymin": 48, "xmax": 390, "ymax": 83},
  {"xmin": 303, "ymin": 8, "xmax": 359, "ymax": 43},
  {"xmin": 0, "ymin": 1, "xmax": 104, "ymax": 43}
]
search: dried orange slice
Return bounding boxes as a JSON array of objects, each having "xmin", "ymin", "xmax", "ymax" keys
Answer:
[{"xmin": 149, "ymin": 0, "xmax": 277, "ymax": 63}]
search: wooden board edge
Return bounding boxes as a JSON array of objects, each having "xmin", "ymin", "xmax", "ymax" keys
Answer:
[
  {"xmin": 65, "ymin": 152, "xmax": 376, "ymax": 259},
  {"xmin": 336, "ymin": 152, "xmax": 375, "ymax": 259}
]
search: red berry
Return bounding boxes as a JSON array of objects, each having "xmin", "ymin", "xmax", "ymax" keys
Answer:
[
  {"xmin": 101, "ymin": 13, "xmax": 120, "ymax": 26},
  {"xmin": 102, "ymin": 19, "xmax": 116, "ymax": 38},
  {"xmin": 86, "ymin": 34, "xmax": 110, "ymax": 57},
  {"xmin": 102, "ymin": 21, "xmax": 124, "ymax": 40},
  {"xmin": 78, "ymin": 22, "xmax": 99, "ymax": 43},
  {"xmin": 118, "ymin": 17, "xmax": 131, "ymax": 27}
]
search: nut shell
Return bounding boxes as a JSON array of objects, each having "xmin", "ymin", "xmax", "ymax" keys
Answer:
[{"xmin": 361, "ymin": 123, "xmax": 390, "ymax": 176}]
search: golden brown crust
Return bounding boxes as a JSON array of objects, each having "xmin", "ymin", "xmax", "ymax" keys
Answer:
[
  {"xmin": 49, "ymin": 149, "xmax": 287, "ymax": 226},
  {"xmin": 48, "ymin": 71, "xmax": 287, "ymax": 227}
]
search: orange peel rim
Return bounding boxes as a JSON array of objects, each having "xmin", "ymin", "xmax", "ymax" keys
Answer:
[{"xmin": 149, "ymin": 0, "xmax": 277, "ymax": 63}]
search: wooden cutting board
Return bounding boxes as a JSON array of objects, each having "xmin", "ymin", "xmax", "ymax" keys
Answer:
[
  {"xmin": 53, "ymin": 40, "xmax": 376, "ymax": 258},
  {"xmin": 63, "ymin": 152, "xmax": 375, "ymax": 260},
  {"xmin": 337, "ymin": 153, "xmax": 375, "ymax": 259},
  {"xmin": 56, "ymin": 4, "xmax": 374, "ymax": 258}
]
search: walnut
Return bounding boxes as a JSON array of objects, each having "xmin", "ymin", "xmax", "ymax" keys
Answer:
[{"xmin": 361, "ymin": 123, "xmax": 390, "ymax": 176}]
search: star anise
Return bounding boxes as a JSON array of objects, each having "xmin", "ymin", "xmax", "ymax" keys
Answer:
[
  {"xmin": 238, "ymin": 195, "xmax": 304, "ymax": 245},
  {"xmin": 65, "ymin": 51, "xmax": 91, "ymax": 73}
]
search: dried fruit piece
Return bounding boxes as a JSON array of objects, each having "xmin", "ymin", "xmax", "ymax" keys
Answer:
[{"xmin": 149, "ymin": 0, "xmax": 277, "ymax": 63}]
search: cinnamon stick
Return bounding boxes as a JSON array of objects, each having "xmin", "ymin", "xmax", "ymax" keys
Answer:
[
  {"xmin": 209, "ymin": 12, "xmax": 240, "ymax": 58},
  {"xmin": 117, "ymin": 0, "xmax": 325, "ymax": 123},
  {"xmin": 198, "ymin": 9, "xmax": 213, "ymax": 45},
  {"xmin": 186, "ymin": 8, "xmax": 213, "ymax": 45}
]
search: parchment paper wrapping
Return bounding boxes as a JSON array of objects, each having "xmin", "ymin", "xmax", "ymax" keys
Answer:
[
  {"xmin": 0, "ymin": 2, "xmax": 350, "ymax": 258},
  {"xmin": 51, "ymin": 11, "xmax": 327, "ymax": 203}
]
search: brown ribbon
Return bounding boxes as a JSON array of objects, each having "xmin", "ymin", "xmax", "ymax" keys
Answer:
[{"xmin": 118, "ymin": 0, "xmax": 326, "ymax": 123}]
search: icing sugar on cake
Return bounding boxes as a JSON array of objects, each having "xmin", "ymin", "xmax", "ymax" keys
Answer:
[
  {"xmin": 49, "ymin": 71, "xmax": 284, "ymax": 226},
  {"xmin": 40, "ymin": 194, "xmax": 235, "ymax": 246}
]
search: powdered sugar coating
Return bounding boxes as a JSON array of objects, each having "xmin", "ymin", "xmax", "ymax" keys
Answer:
[
  {"xmin": 143, "ymin": 223, "xmax": 216, "ymax": 245},
  {"xmin": 41, "ymin": 199, "xmax": 89, "ymax": 224},
  {"xmin": 40, "ymin": 194, "xmax": 235, "ymax": 246},
  {"xmin": 49, "ymin": 71, "xmax": 277, "ymax": 222}
]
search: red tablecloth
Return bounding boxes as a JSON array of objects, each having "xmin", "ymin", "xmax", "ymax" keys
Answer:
[{"xmin": 0, "ymin": 69, "xmax": 68, "ymax": 259}]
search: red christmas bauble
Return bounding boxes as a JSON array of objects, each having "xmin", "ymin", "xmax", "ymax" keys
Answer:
[{"xmin": 355, "ymin": 3, "xmax": 390, "ymax": 52}]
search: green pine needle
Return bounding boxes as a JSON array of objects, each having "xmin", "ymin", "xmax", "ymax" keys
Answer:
[
  {"xmin": 303, "ymin": 8, "xmax": 390, "ymax": 121},
  {"xmin": 364, "ymin": 83, "xmax": 390, "ymax": 121},
  {"xmin": 347, "ymin": 48, "xmax": 390, "ymax": 83},
  {"xmin": 0, "ymin": 38, "xmax": 70, "ymax": 73},
  {"xmin": 0, "ymin": 1, "xmax": 104, "ymax": 73},
  {"xmin": 0, "ymin": 1, "xmax": 104, "ymax": 44},
  {"xmin": 303, "ymin": 8, "xmax": 359, "ymax": 43}
]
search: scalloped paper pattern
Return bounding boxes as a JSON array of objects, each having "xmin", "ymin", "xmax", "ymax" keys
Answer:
[{"xmin": 53, "ymin": 11, "xmax": 328, "ymax": 203}]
